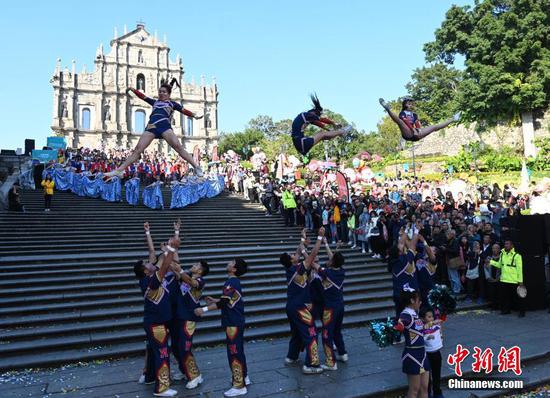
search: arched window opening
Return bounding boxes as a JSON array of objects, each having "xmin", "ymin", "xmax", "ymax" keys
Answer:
[
  {"xmin": 137, "ymin": 73, "xmax": 146, "ymax": 91},
  {"xmin": 81, "ymin": 108, "xmax": 91, "ymax": 130},
  {"xmin": 134, "ymin": 110, "xmax": 146, "ymax": 133}
]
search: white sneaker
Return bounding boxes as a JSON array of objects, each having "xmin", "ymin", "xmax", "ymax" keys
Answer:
[
  {"xmin": 138, "ymin": 374, "xmax": 145, "ymax": 384},
  {"xmin": 172, "ymin": 370, "xmax": 186, "ymax": 381},
  {"xmin": 347, "ymin": 241, "xmax": 352, "ymax": 246},
  {"xmin": 302, "ymin": 365, "xmax": 323, "ymax": 374},
  {"xmin": 321, "ymin": 364, "xmax": 338, "ymax": 371},
  {"xmin": 245, "ymin": 376, "xmax": 251, "ymax": 386},
  {"xmin": 186, "ymin": 374, "xmax": 203, "ymax": 389},
  {"xmin": 342, "ymin": 125, "xmax": 353, "ymax": 134},
  {"xmin": 362, "ymin": 250, "xmax": 366, "ymax": 254},
  {"xmin": 224, "ymin": 386, "xmax": 248, "ymax": 397},
  {"xmin": 194, "ymin": 167, "xmax": 204, "ymax": 177},
  {"xmin": 379, "ymin": 98, "xmax": 389, "ymax": 109},
  {"xmin": 351, "ymin": 245, "xmax": 357, "ymax": 249},
  {"xmin": 335, "ymin": 353, "xmax": 348, "ymax": 362},
  {"xmin": 153, "ymin": 388, "xmax": 178, "ymax": 397},
  {"xmin": 284, "ymin": 357, "xmax": 298, "ymax": 365},
  {"xmin": 453, "ymin": 111, "xmax": 462, "ymax": 122}
]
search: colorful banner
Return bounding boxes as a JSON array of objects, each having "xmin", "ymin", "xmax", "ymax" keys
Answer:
[
  {"xmin": 32, "ymin": 149, "xmax": 58, "ymax": 163},
  {"xmin": 335, "ymin": 170, "xmax": 350, "ymax": 201},
  {"xmin": 47, "ymin": 136, "xmax": 67, "ymax": 150},
  {"xmin": 320, "ymin": 170, "xmax": 350, "ymax": 201}
]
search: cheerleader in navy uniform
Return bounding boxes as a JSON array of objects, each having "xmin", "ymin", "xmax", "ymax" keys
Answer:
[
  {"xmin": 310, "ymin": 238, "xmax": 347, "ymax": 370},
  {"xmin": 134, "ymin": 233, "xmax": 181, "ymax": 397},
  {"xmin": 394, "ymin": 287, "xmax": 430, "ymax": 398},
  {"xmin": 170, "ymin": 256, "xmax": 209, "ymax": 390},
  {"xmin": 415, "ymin": 235, "xmax": 438, "ymax": 307},
  {"xmin": 105, "ymin": 78, "xmax": 204, "ymax": 179},
  {"xmin": 291, "ymin": 94, "xmax": 352, "ymax": 160},
  {"xmin": 378, "ymin": 97, "xmax": 460, "ymax": 142},
  {"xmin": 389, "ymin": 229, "xmax": 420, "ymax": 343},
  {"xmin": 279, "ymin": 227, "xmax": 326, "ymax": 374},
  {"xmin": 195, "ymin": 258, "xmax": 250, "ymax": 397}
]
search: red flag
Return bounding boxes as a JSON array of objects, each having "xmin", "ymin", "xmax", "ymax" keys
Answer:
[
  {"xmin": 212, "ymin": 145, "xmax": 219, "ymax": 161},
  {"xmin": 335, "ymin": 170, "xmax": 350, "ymax": 201},
  {"xmin": 193, "ymin": 145, "xmax": 200, "ymax": 164}
]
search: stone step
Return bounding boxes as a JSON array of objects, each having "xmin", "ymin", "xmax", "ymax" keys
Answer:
[
  {"xmin": 0, "ymin": 257, "xmax": 384, "ymax": 287},
  {"xmin": 0, "ymin": 282, "xmax": 393, "ymax": 320},
  {"xmin": 0, "ymin": 297, "xmax": 395, "ymax": 344},
  {"xmin": 0, "ymin": 300, "xmax": 393, "ymax": 356},
  {"xmin": 0, "ymin": 258, "xmax": 385, "ymax": 281},
  {"xmin": 0, "ymin": 268, "xmax": 388, "ymax": 298},
  {"xmin": 0, "ymin": 309, "xmax": 390, "ymax": 371},
  {"xmin": 0, "ymin": 190, "xmax": 394, "ymax": 370}
]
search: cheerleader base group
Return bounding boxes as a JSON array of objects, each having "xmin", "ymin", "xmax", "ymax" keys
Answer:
[{"xmin": 136, "ymin": 219, "xmax": 448, "ymax": 398}]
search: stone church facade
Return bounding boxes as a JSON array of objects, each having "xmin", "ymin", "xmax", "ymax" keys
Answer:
[{"xmin": 50, "ymin": 23, "xmax": 218, "ymax": 155}]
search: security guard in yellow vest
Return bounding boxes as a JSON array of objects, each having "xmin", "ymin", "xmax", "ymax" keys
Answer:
[
  {"xmin": 490, "ymin": 239, "xmax": 525, "ymax": 317},
  {"xmin": 281, "ymin": 184, "xmax": 297, "ymax": 227}
]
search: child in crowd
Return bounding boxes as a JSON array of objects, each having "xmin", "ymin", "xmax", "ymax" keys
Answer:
[{"xmin": 420, "ymin": 307, "xmax": 446, "ymax": 398}]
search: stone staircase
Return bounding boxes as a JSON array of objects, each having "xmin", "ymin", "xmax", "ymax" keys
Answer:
[{"xmin": 0, "ymin": 189, "xmax": 396, "ymax": 371}]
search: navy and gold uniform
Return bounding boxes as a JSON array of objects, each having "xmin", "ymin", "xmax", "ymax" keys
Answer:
[
  {"xmin": 415, "ymin": 244, "xmax": 436, "ymax": 305},
  {"xmin": 174, "ymin": 272, "xmax": 206, "ymax": 382},
  {"xmin": 399, "ymin": 307, "xmax": 430, "ymax": 375},
  {"xmin": 317, "ymin": 266, "xmax": 346, "ymax": 366},
  {"xmin": 399, "ymin": 110, "xmax": 422, "ymax": 140},
  {"xmin": 285, "ymin": 262, "xmax": 320, "ymax": 367},
  {"xmin": 391, "ymin": 249, "xmax": 419, "ymax": 318},
  {"xmin": 130, "ymin": 88, "xmax": 195, "ymax": 139},
  {"xmin": 308, "ymin": 270, "xmax": 324, "ymax": 321},
  {"xmin": 139, "ymin": 272, "xmax": 173, "ymax": 395},
  {"xmin": 216, "ymin": 277, "xmax": 248, "ymax": 389},
  {"xmin": 165, "ymin": 271, "xmax": 180, "ymax": 361},
  {"xmin": 291, "ymin": 112, "xmax": 336, "ymax": 155}
]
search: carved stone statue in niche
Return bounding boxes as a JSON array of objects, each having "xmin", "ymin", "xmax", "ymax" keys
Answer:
[
  {"xmin": 103, "ymin": 99, "xmax": 111, "ymax": 121},
  {"xmin": 61, "ymin": 95, "xmax": 68, "ymax": 118}
]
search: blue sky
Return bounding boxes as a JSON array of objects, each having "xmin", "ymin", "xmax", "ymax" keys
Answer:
[{"xmin": 1, "ymin": 0, "xmax": 472, "ymax": 150}]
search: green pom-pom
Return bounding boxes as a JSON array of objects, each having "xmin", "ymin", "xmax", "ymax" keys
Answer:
[
  {"xmin": 428, "ymin": 284, "xmax": 457, "ymax": 315},
  {"xmin": 368, "ymin": 317, "xmax": 400, "ymax": 348}
]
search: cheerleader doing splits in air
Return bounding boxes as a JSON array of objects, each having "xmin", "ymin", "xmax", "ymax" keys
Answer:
[
  {"xmin": 379, "ymin": 97, "xmax": 461, "ymax": 142},
  {"xmin": 291, "ymin": 94, "xmax": 352, "ymax": 160},
  {"xmin": 105, "ymin": 78, "xmax": 204, "ymax": 178}
]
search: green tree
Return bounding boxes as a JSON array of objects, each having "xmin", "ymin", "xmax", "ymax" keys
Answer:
[
  {"xmin": 424, "ymin": 0, "xmax": 550, "ymax": 158},
  {"xmin": 218, "ymin": 129, "xmax": 264, "ymax": 158},
  {"xmin": 405, "ymin": 63, "xmax": 464, "ymax": 123}
]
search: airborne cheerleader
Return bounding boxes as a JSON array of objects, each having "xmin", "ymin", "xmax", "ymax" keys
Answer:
[
  {"xmin": 291, "ymin": 94, "xmax": 352, "ymax": 159},
  {"xmin": 379, "ymin": 97, "xmax": 461, "ymax": 142},
  {"xmin": 105, "ymin": 78, "xmax": 204, "ymax": 178}
]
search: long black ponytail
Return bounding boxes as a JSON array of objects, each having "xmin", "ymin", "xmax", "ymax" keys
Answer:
[
  {"xmin": 309, "ymin": 93, "xmax": 323, "ymax": 115},
  {"xmin": 160, "ymin": 77, "xmax": 180, "ymax": 94}
]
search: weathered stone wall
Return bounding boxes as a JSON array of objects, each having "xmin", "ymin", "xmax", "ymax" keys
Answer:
[{"xmin": 412, "ymin": 109, "xmax": 550, "ymax": 156}]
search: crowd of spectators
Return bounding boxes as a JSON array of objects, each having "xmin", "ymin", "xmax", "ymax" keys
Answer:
[
  {"xmin": 223, "ymin": 160, "xmax": 549, "ymax": 311},
  {"xmin": 56, "ymin": 147, "xmax": 196, "ymax": 185}
]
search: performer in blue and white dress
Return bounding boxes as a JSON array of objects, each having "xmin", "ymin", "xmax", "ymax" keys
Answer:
[{"xmin": 395, "ymin": 287, "xmax": 430, "ymax": 398}]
